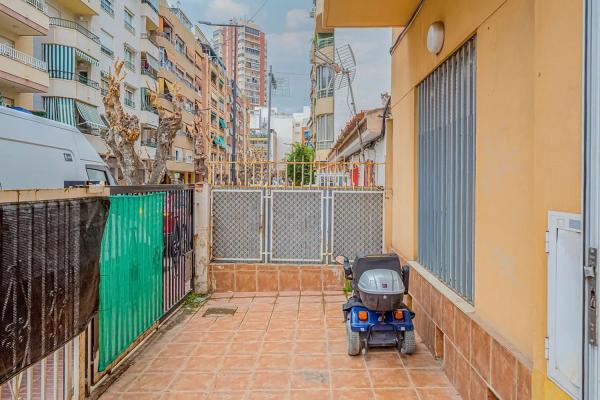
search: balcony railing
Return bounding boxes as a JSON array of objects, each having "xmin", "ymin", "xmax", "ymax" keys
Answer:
[
  {"xmin": 124, "ymin": 60, "xmax": 135, "ymax": 72},
  {"xmin": 141, "ymin": 66, "xmax": 157, "ymax": 80},
  {"xmin": 0, "ymin": 43, "xmax": 47, "ymax": 71},
  {"xmin": 124, "ymin": 98, "xmax": 135, "ymax": 108},
  {"xmin": 48, "ymin": 70, "xmax": 100, "ymax": 89},
  {"xmin": 141, "ymin": 0, "xmax": 159, "ymax": 14},
  {"xmin": 124, "ymin": 20, "xmax": 135, "ymax": 35},
  {"xmin": 24, "ymin": 0, "xmax": 48, "ymax": 14},
  {"xmin": 140, "ymin": 32, "xmax": 159, "ymax": 47},
  {"xmin": 317, "ymin": 37, "xmax": 334, "ymax": 49},
  {"xmin": 141, "ymin": 102, "xmax": 158, "ymax": 114},
  {"xmin": 101, "ymin": 45, "xmax": 114, "ymax": 58},
  {"xmin": 101, "ymin": 0, "xmax": 114, "ymax": 16},
  {"xmin": 141, "ymin": 137, "xmax": 157, "ymax": 147},
  {"xmin": 50, "ymin": 18, "xmax": 100, "ymax": 44}
]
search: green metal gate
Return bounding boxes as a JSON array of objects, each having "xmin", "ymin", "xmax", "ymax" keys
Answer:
[{"xmin": 98, "ymin": 193, "xmax": 164, "ymax": 371}]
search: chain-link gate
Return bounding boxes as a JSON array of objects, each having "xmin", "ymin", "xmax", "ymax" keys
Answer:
[
  {"xmin": 212, "ymin": 189, "xmax": 263, "ymax": 262},
  {"xmin": 211, "ymin": 188, "xmax": 384, "ymax": 264}
]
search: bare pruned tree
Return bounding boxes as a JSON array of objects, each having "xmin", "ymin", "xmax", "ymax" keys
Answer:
[{"xmin": 103, "ymin": 60, "xmax": 190, "ymax": 185}]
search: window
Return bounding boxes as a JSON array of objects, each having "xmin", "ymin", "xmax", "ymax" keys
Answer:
[
  {"xmin": 86, "ymin": 168, "xmax": 109, "ymax": 183},
  {"xmin": 124, "ymin": 9, "xmax": 135, "ymax": 34},
  {"xmin": 124, "ymin": 87, "xmax": 135, "ymax": 108},
  {"xmin": 99, "ymin": 30, "xmax": 114, "ymax": 57},
  {"xmin": 317, "ymin": 66, "xmax": 334, "ymax": 98},
  {"xmin": 124, "ymin": 47, "xmax": 135, "ymax": 71},
  {"xmin": 175, "ymin": 36, "xmax": 185, "ymax": 54},
  {"xmin": 417, "ymin": 37, "xmax": 476, "ymax": 301},
  {"xmin": 175, "ymin": 147, "xmax": 183, "ymax": 162},
  {"xmin": 315, "ymin": 114, "xmax": 334, "ymax": 149},
  {"xmin": 101, "ymin": 0, "xmax": 114, "ymax": 16}
]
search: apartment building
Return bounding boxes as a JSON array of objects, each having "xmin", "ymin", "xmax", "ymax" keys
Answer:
[
  {"xmin": 213, "ymin": 20, "xmax": 267, "ymax": 108},
  {"xmin": 156, "ymin": 1, "xmax": 196, "ymax": 183},
  {"xmin": 309, "ymin": 0, "xmax": 335, "ymax": 161},
  {"xmin": 0, "ymin": 0, "xmax": 49, "ymax": 110},
  {"xmin": 94, "ymin": 0, "xmax": 161, "ymax": 180}
]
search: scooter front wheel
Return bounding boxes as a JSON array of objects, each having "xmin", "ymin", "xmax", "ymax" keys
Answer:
[{"xmin": 346, "ymin": 320, "xmax": 362, "ymax": 356}]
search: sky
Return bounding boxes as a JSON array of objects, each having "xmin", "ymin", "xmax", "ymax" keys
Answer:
[{"xmin": 174, "ymin": 0, "xmax": 391, "ymax": 132}]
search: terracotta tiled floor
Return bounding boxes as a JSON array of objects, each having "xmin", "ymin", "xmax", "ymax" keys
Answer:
[{"xmin": 100, "ymin": 292, "xmax": 462, "ymax": 400}]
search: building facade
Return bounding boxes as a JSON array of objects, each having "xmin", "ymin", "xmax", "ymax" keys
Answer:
[
  {"xmin": 309, "ymin": 0, "xmax": 335, "ymax": 161},
  {"xmin": 0, "ymin": 0, "xmax": 49, "ymax": 110},
  {"xmin": 319, "ymin": 0, "xmax": 587, "ymax": 399},
  {"xmin": 327, "ymin": 107, "xmax": 389, "ymax": 187},
  {"xmin": 212, "ymin": 20, "xmax": 267, "ymax": 108}
]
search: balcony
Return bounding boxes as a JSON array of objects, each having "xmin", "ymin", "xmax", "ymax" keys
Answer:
[
  {"xmin": 101, "ymin": 45, "xmax": 114, "ymax": 58},
  {"xmin": 140, "ymin": 33, "xmax": 159, "ymax": 60},
  {"xmin": 320, "ymin": 0, "xmax": 420, "ymax": 28},
  {"xmin": 124, "ymin": 20, "xmax": 135, "ymax": 35},
  {"xmin": 0, "ymin": 43, "xmax": 48, "ymax": 93},
  {"xmin": 124, "ymin": 60, "xmax": 135, "ymax": 72},
  {"xmin": 49, "ymin": 0, "xmax": 99, "ymax": 16},
  {"xmin": 316, "ymin": 36, "xmax": 334, "ymax": 50},
  {"xmin": 0, "ymin": 0, "xmax": 49, "ymax": 35},
  {"xmin": 49, "ymin": 18, "xmax": 100, "ymax": 57},
  {"xmin": 141, "ymin": 0, "xmax": 159, "ymax": 29},
  {"xmin": 47, "ymin": 71, "xmax": 100, "ymax": 105}
]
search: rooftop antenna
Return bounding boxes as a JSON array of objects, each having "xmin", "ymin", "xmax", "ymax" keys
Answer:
[{"xmin": 314, "ymin": 43, "xmax": 364, "ymax": 161}]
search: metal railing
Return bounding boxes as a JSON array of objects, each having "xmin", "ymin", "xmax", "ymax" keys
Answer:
[
  {"xmin": 208, "ymin": 160, "xmax": 385, "ymax": 189},
  {"xmin": 0, "ymin": 334, "xmax": 82, "ymax": 400},
  {"xmin": 0, "ymin": 43, "xmax": 47, "ymax": 71},
  {"xmin": 142, "ymin": 0, "xmax": 159, "ymax": 14},
  {"xmin": 24, "ymin": 0, "xmax": 48, "ymax": 14},
  {"xmin": 141, "ymin": 101, "xmax": 158, "ymax": 114},
  {"xmin": 141, "ymin": 32, "xmax": 159, "ymax": 47},
  {"xmin": 141, "ymin": 66, "xmax": 158, "ymax": 79},
  {"xmin": 50, "ymin": 17, "xmax": 100, "ymax": 44},
  {"xmin": 124, "ymin": 20, "xmax": 135, "ymax": 34},
  {"xmin": 124, "ymin": 60, "xmax": 135, "ymax": 72},
  {"xmin": 100, "ymin": 0, "xmax": 114, "ymax": 16},
  {"xmin": 317, "ymin": 37, "xmax": 335, "ymax": 49},
  {"xmin": 48, "ymin": 70, "xmax": 100, "ymax": 89},
  {"xmin": 101, "ymin": 45, "xmax": 114, "ymax": 58},
  {"xmin": 141, "ymin": 137, "xmax": 157, "ymax": 147}
]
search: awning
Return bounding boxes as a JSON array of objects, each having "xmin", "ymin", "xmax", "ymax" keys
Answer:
[
  {"xmin": 213, "ymin": 135, "xmax": 226, "ymax": 148},
  {"xmin": 43, "ymin": 44, "xmax": 74, "ymax": 77},
  {"xmin": 76, "ymin": 101, "xmax": 107, "ymax": 130},
  {"xmin": 219, "ymin": 118, "xmax": 227, "ymax": 129},
  {"xmin": 75, "ymin": 48, "xmax": 99, "ymax": 66},
  {"xmin": 146, "ymin": 54, "xmax": 160, "ymax": 71},
  {"xmin": 44, "ymin": 97, "xmax": 75, "ymax": 126}
]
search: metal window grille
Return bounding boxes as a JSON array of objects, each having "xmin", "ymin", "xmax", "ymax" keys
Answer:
[{"xmin": 418, "ymin": 36, "xmax": 476, "ymax": 302}]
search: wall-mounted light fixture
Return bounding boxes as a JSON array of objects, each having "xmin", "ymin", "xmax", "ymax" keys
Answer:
[{"xmin": 427, "ymin": 21, "xmax": 445, "ymax": 55}]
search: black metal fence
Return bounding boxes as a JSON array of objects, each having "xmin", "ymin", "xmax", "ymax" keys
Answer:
[{"xmin": 109, "ymin": 185, "xmax": 195, "ymax": 312}]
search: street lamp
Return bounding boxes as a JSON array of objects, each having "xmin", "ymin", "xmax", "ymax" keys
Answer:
[{"xmin": 197, "ymin": 20, "xmax": 245, "ymax": 184}]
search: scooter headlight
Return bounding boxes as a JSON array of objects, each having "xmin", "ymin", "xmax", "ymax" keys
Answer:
[{"xmin": 358, "ymin": 310, "xmax": 368, "ymax": 321}]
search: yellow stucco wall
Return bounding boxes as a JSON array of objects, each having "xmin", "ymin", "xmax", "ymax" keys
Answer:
[{"xmin": 384, "ymin": 0, "xmax": 582, "ymax": 398}]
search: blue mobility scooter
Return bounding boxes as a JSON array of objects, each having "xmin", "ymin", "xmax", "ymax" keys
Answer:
[{"xmin": 337, "ymin": 254, "xmax": 416, "ymax": 356}]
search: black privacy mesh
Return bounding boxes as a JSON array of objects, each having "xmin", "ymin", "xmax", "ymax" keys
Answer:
[{"xmin": 0, "ymin": 197, "xmax": 109, "ymax": 385}]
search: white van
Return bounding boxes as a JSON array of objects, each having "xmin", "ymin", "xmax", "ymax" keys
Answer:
[{"xmin": 0, "ymin": 106, "xmax": 116, "ymax": 190}]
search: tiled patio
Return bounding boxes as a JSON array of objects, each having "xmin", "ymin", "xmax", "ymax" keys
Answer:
[{"xmin": 100, "ymin": 291, "xmax": 461, "ymax": 400}]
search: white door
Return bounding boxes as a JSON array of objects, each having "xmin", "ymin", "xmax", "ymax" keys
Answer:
[
  {"xmin": 548, "ymin": 213, "xmax": 583, "ymax": 399},
  {"xmin": 584, "ymin": 0, "xmax": 600, "ymax": 397}
]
